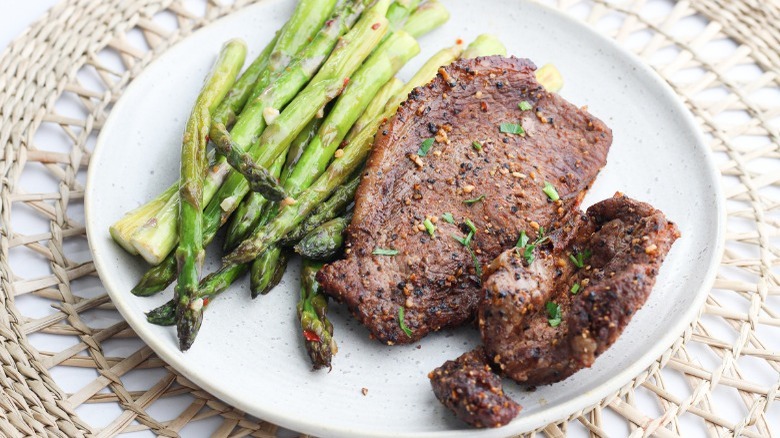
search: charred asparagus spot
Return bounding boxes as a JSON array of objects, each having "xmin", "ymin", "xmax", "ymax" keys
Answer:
[
  {"xmin": 297, "ymin": 260, "xmax": 336, "ymax": 370},
  {"xmin": 176, "ymin": 39, "xmax": 246, "ymax": 352}
]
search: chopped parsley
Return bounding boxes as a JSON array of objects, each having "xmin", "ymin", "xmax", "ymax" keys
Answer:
[
  {"xmin": 518, "ymin": 100, "xmax": 533, "ymax": 111},
  {"xmin": 373, "ymin": 248, "xmax": 399, "ymax": 256},
  {"xmin": 570, "ymin": 282, "xmax": 581, "ymax": 295},
  {"xmin": 468, "ymin": 246, "xmax": 482, "ymax": 279},
  {"xmin": 423, "ymin": 218, "xmax": 436, "ymax": 237},
  {"xmin": 500, "ymin": 122, "xmax": 525, "ymax": 135},
  {"xmin": 569, "ymin": 249, "xmax": 592, "ymax": 268},
  {"xmin": 546, "ymin": 302, "xmax": 562, "ymax": 327},
  {"xmin": 543, "ymin": 181, "xmax": 560, "ymax": 201},
  {"xmin": 441, "ymin": 212, "xmax": 455, "ymax": 224},
  {"xmin": 398, "ymin": 306, "xmax": 413, "ymax": 337},
  {"xmin": 464, "ymin": 218, "xmax": 477, "ymax": 234},
  {"xmin": 516, "ymin": 230, "xmax": 530, "ymax": 248},
  {"xmin": 463, "ymin": 194, "xmax": 486, "ymax": 204},
  {"xmin": 472, "ymin": 140, "xmax": 483, "ymax": 151},
  {"xmin": 451, "ymin": 219, "xmax": 481, "ymax": 282},
  {"xmin": 417, "ymin": 138, "xmax": 435, "ymax": 156},
  {"xmin": 515, "ymin": 227, "xmax": 550, "ymax": 265},
  {"xmin": 452, "ymin": 233, "xmax": 470, "ymax": 246}
]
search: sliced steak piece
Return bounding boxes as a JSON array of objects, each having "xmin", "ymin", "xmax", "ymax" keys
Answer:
[
  {"xmin": 428, "ymin": 347, "xmax": 521, "ymax": 428},
  {"xmin": 317, "ymin": 55, "xmax": 612, "ymax": 344},
  {"xmin": 479, "ymin": 193, "xmax": 680, "ymax": 386}
]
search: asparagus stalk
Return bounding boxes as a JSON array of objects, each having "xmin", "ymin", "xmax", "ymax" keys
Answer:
[
  {"xmin": 146, "ymin": 264, "xmax": 247, "ymax": 326},
  {"xmin": 212, "ymin": 32, "xmax": 279, "ymax": 131},
  {"xmin": 294, "ymin": 214, "xmax": 352, "ymax": 260},
  {"xmin": 281, "ymin": 117, "xmax": 324, "ymax": 185},
  {"xmin": 128, "ymin": 0, "xmax": 347, "ymax": 265},
  {"xmin": 176, "ymin": 40, "xmax": 246, "ymax": 351},
  {"xmin": 250, "ymin": 245, "xmax": 288, "ymax": 297},
  {"xmin": 282, "ymin": 175, "xmax": 361, "ymax": 245},
  {"xmin": 209, "ymin": 123, "xmax": 287, "ymax": 200},
  {"xmin": 297, "ymin": 260, "xmax": 336, "ymax": 369},
  {"xmin": 343, "ymin": 77, "xmax": 403, "ymax": 145},
  {"xmin": 223, "ymin": 153, "xmax": 286, "ymax": 250},
  {"xmin": 401, "ymin": 0, "xmax": 450, "ymax": 38}
]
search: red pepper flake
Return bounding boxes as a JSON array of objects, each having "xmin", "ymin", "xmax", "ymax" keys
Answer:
[
  {"xmin": 326, "ymin": 19, "xmax": 334, "ymax": 26},
  {"xmin": 202, "ymin": 297, "xmax": 210, "ymax": 307},
  {"xmin": 343, "ymin": 77, "xmax": 350, "ymax": 87},
  {"xmin": 303, "ymin": 329, "xmax": 321, "ymax": 342},
  {"xmin": 456, "ymin": 38, "xmax": 463, "ymax": 45},
  {"xmin": 372, "ymin": 22, "xmax": 381, "ymax": 30}
]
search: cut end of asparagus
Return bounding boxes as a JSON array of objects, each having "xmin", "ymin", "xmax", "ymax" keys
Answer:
[
  {"xmin": 462, "ymin": 34, "xmax": 507, "ymax": 59},
  {"xmin": 109, "ymin": 225, "xmax": 140, "ymax": 255},
  {"xmin": 536, "ymin": 63, "xmax": 564, "ymax": 93},
  {"xmin": 131, "ymin": 234, "xmax": 172, "ymax": 266}
]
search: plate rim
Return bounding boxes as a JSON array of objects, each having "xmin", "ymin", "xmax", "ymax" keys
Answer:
[{"xmin": 85, "ymin": 1, "xmax": 726, "ymax": 436}]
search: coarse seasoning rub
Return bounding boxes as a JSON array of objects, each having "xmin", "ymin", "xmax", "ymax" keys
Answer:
[{"xmin": 317, "ymin": 55, "xmax": 612, "ymax": 344}]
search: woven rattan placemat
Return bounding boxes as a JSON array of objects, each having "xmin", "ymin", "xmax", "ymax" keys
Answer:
[{"xmin": 1, "ymin": 0, "xmax": 778, "ymax": 436}]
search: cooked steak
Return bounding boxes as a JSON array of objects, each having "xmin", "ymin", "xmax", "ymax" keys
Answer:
[
  {"xmin": 479, "ymin": 193, "xmax": 680, "ymax": 385},
  {"xmin": 428, "ymin": 347, "xmax": 521, "ymax": 428},
  {"xmin": 317, "ymin": 55, "xmax": 612, "ymax": 344}
]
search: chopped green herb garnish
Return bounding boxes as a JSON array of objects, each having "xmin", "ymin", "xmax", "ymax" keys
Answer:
[
  {"xmin": 463, "ymin": 194, "xmax": 486, "ymax": 204},
  {"xmin": 546, "ymin": 302, "xmax": 562, "ymax": 327},
  {"xmin": 516, "ymin": 230, "xmax": 530, "ymax": 248},
  {"xmin": 423, "ymin": 218, "xmax": 436, "ymax": 237},
  {"xmin": 500, "ymin": 122, "xmax": 525, "ymax": 135},
  {"xmin": 417, "ymin": 138, "xmax": 435, "ymax": 156},
  {"xmin": 398, "ymin": 306, "xmax": 413, "ymax": 337},
  {"xmin": 464, "ymin": 218, "xmax": 477, "ymax": 234},
  {"xmin": 441, "ymin": 212, "xmax": 455, "ymax": 224},
  {"xmin": 472, "ymin": 141, "xmax": 483, "ymax": 151},
  {"xmin": 515, "ymin": 228, "xmax": 550, "ymax": 265},
  {"xmin": 518, "ymin": 100, "xmax": 533, "ymax": 111},
  {"xmin": 467, "ymin": 246, "xmax": 482, "ymax": 281},
  {"xmin": 569, "ymin": 249, "xmax": 592, "ymax": 268},
  {"xmin": 571, "ymin": 283, "xmax": 580, "ymax": 294},
  {"xmin": 452, "ymin": 233, "xmax": 470, "ymax": 246},
  {"xmin": 373, "ymin": 248, "xmax": 399, "ymax": 256},
  {"xmin": 543, "ymin": 181, "xmax": 560, "ymax": 201}
]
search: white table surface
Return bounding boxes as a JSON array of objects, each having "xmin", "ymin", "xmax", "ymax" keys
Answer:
[{"xmin": 3, "ymin": 1, "xmax": 777, "ymax": 437}]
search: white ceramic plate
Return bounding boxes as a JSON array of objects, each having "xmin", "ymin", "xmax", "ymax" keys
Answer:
[{"xmin": 86, "ymin": 0, "xmax": 724, "ymax": 436}]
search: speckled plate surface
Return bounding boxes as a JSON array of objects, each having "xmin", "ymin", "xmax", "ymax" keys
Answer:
[{"xmin": 85, "ymin": 0, "xmax": 724, "ymax": 436}]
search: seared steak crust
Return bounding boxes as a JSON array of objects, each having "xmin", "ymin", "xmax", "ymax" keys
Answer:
[
  {"xmin": 428, "ymin": 347, "xmax": 521, "ymax": 428},
  {"xmin": 317, "ymin": 56, "xmax": 612, "ymax": 344},
  {"xmin": 479, "ymin": 193, "xmax": 680, "ymax": 385}
]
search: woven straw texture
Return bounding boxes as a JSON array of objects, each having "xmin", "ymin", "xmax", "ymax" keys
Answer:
[{"xmin": 1, "ymin": 0, "xmax": 778, "ymax": 436}]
